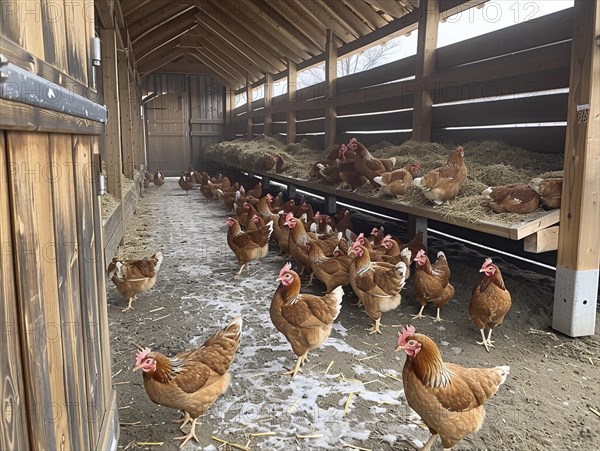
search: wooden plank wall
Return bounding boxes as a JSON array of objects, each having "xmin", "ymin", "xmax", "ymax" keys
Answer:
[
  {"xmin": 234, "ymin": 7, "xmax": 572, "ymax": 152},
  {"xmin": 189, "ymin": 75, "xmax": 224, "ymax": 168},
  {"xmin": 0, "ymin": 134, "xmax": 30, "ymax": 451},
  {"xmin": 143, "ymin": 73, "xmax": 225, "ymax": 173},
  {"xmin": 1, "ymin": 0, "xmax": 120, "ymax": 448}
]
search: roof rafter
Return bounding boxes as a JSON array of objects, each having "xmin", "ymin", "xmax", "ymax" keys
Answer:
[
  {"xmin": 135, "ymin": 16, "xmax": 198, "ymax": 62},
  {"xmin": 130, "ymin": 5, "xmax": 197, "ymax": 43},
  {"xmin": 188, "ymin": 51, "xmax": 243, "ymax": 87},
  {"xmin": 192, "ymin": 12, "xmax": 285, "ymax": 74}
]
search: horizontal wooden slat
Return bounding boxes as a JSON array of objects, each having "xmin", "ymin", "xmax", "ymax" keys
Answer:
[
  {"xmin": 147, "ymin": 131, "xmax": 186, "ymax": 136},
  {"xmin": 190, "ymin": 131, "xmax": 223, "ymax": 136},
  {"xmin": 338, "ymin": 110, "xmax": 413, "ymax": 132},
  {"xmin": 336, "ymin": 55, "xmax": 416, "ymax": 92},
  {"xmin": 190, "ymin": 118, "xmax": 223, "ymax": 124},
  {"xmin": 432, "ymin": 93, "xmax": 568, "ymax": 127},
  {"xmin": 296, "ymin": 118, "xmax": 325, "ymax": 134},
  {"xmin": 432, "ymin": 126, "xmax": 566, "ymax": 154},
  {"xmin": 0, "ymin": 99, "xmax": 104, "ymax": 135},
  {"xmin": 437, "ymin": 8, "xmax": 573, "ymax": 71},
  {"xmin": 338, "ymin": 131, "xmax": 413, "ymax": 147},
  {"xmin": 433, "ymin": 67, "xmax": 571, "ymax": 105}
]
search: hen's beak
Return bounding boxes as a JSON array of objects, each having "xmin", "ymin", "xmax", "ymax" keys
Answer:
[
  {"xmin": 479, "ymin": 268, "xmax": 486, "ymax": 273},
  {"xmin": 132, "ymin": 364, "xmax": 143, "ymax": 372},
  {"xmin": 394, "ymin": 344, "xmax": 405, "ymax": 352}
]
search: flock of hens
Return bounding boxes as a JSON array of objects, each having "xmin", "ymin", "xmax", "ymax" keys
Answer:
[{"xmin": 107, "ymin": 138, "xmax": 560, "ymax": 450}]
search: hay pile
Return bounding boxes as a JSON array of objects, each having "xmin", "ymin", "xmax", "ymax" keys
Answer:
[{"xmin": 204, "ymin": 138, "xmax": 563, "ymax": 225}]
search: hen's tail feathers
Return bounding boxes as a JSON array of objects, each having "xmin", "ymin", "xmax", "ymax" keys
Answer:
[
  {"xmin": 153, "ymin": 252, "xmax": 164, "ymax": 272},
  {"xmin": 373, "ymin": 175, "xmax": 386, "ymax": 187},
  {"xmin": 496, "ymin": 365, "xmax": 510, "ymax": 385},
  {"xmin": 327, "ymin": 286, "xmax": 345, "ymax": 318},
  {"xmin": 264, "ymin": 220, "xmax": 275, "ymax": 242}
]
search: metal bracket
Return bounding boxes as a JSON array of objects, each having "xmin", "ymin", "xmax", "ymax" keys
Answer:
[{"xmin": 0, "ymin": 54, "xmax": 107, "ymax": 123}]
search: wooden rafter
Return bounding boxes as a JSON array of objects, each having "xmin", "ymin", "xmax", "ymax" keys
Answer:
[
  {"xmin": 343, "ymin": 0, "xmax": 389, "ymax": 28},
  {"xmin": 129, "ymin": 5, "xmax": 197, "ymax": 43},
  {"xmin": 262, "ymin": 0, "xmax": 328, "ymax": 49},
  {"xmin": 192, "ymin": 12, "xmax": 284, "ymax": 74},
  {"xmin": 292, "ymin": 0, "xmax": 356, "ymax": 42},
  {"xmin": 188, "ymin": 52, "xmax": 242, "ymax": 87},
  {"xmin": 135, "ymin": 13, "xmax": 198, "ymax": 61},
  {"xmin": 190, "ymin": 41, "xmax": 251, "ymax": 82},
  {"xmin": 246, "ymin": 0, "xmax": 323, "ymax": 54},
  {"xmin": 159, "ymin": 62, "xmax": 215, "ymax": 75},
  {"xmin": 219, "ymin": 0, "xmax": 313, "ymax": 61},
  {"xmin": 315, "ymin": 0, "xmax": 371, "ymax": 37},
  {"xmin": 124, "ymin": 0, "xmax": 170, "ymax": 23},
  {"xmin": 138, "ymin": 45, "xmax": 186, "ymax": 76},
  {"xmin": 365, "ymin": 0, "xmax": 411, "ymax": 18}
]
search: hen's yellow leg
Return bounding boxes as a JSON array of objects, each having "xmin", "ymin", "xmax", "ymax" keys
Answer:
[
  {"xmin": 433, "ymin": 308, "xmax": 443, "ymax": 323},
  {"xmin": 367, "ymin": 318, "xmax": 382, "ymax": 335},
  {"xmin": 174, "ymin": 417, "xmax": 199, "ymax": 448},
  {"xmin": 412, "ymin": 305, "xmax": 426, "ymax": 320},
  {"xmin": 122, "ymin": 295, "xmax": 137, "ymax": 312},
  {"xmin": 282, "ymin": 352, "xmax": 307, "ymax": 378},
  {"xmin": 171, "ymin": 411, "xmax": 191, "ymax": 431}
]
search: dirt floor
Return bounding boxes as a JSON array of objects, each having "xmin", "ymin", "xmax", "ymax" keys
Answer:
[{"xmin": 108, "ymin": 179, "xmax": 600, "ymax": 451}]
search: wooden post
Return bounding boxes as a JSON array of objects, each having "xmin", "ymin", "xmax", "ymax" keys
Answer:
[
  {"xmin": 287, "ymin": 59, "xmax": 297, "ymax": 144},
  {"xmin": 287, "ymin": 183, "xmax": 297, "ymax": 200},
  {"xmin": 100, "ymin": 26, "xmax": 123, "ymax": 200},
  {"xmin": 325, "ymin": 29, "xmax": 337, "ymax": 149},
  {"xmin": 118, "ymin": 52, "xmax": 134, "ymax": 178},
  {"xmin": 408, "ymin": 215, "xmax": 428, "ymax": 247},
  {"xmin": 264, "ymin": 73, "xmax": 273, "ymax": 136},
  {"xmin": 246, "ymin": 76, "xmax": 253, "ymax": 140},
  {"xmin": 325, "ymin": 195, "xmax": 337, "ymax": 214},
  {"xmin": 225, "ymin": 85, "xmax": 236, "ymax": 140},
  {"xmin": 411, "ymin": 0, "xmax": 439, "ymax": 141},
  {"xmin": 553, "ymin": 0, "xmax": 599, "ymax": 337}
]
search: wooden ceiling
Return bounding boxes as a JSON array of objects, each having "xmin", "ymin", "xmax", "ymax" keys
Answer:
[{"xmin": 124, "ymin": 0, "xmax": 421, "ymax": 87}]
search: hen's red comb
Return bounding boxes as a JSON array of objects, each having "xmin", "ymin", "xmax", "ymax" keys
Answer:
[
  {"xmin": 278, "ymin": 262, "xmax": 292, "ymax": 279},
  {"xmin": 349, "ymin": 137, "xmax": 357, "ymax": 144},
  {"xmin": 397, "ymin": 325, "xmax": 416, "ymax": 346},
  {"xmin": 482, "ymin": 257, "xmax": 493, "ymax": 268},
  {"xmin": 416, "ymin": 249, "xmax": 426, "ymax": 259},
  {"xmin": 285, "ymin": 212, "xmax": 294, "ymax": 219},
  {"xmin": 382, "ymin": 234, "xmax": 393, "ymax": 243},
  {"xmin": 135, "ymin": 347, "xmax": 151, "ymax": 366}
]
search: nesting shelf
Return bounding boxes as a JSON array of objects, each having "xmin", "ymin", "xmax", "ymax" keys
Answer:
[{"xmin": 211, "ymin": 159, "xmax": 560, "ymax": 242}]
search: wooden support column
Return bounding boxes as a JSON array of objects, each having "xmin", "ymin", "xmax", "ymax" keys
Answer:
[
  {"xmin": 118, "ymin": 52, "xmax": 134, "ymax": 178},
  {"xmin": 553, "ymin": 0, "xmax": 599, "ymax": 337},
  {"xmin": 100, "ymin": 26, "xmax": 123, "ymax": 200},
  {"xmin": 325, "ymin": 30, "xmax": 337, "ymax": 148},
  {"xmin": 408, "ymin": 215, "xmax": 428, "ymax": 247},
  {"xmin": 287, "ymin": 183, "xmax": 297, "ymax": 200},
  {"xmin": 325, "ymin": 195, "xmax": 337, "ymax": 214},
  {"xmin": 246, "ymin": 77, "xmax": 253, "ymax": 140},
  {"xmin": 225, "ymin": 85, "xmax": 236, "ymax": 140},
  {"xmin": 411, "ymin": 0, "xmax": 439, "ymax": 141},
  {"xmin": 264, "ymin": 73, "xmax": 273, "ymax": 136},
  {"xmin": 287, "ymin": 59, "xmax": 297, "ymax": 144}
]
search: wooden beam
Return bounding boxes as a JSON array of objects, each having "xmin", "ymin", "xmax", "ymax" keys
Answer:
[
  {"xmin": 315, "ymin": 0, "xmax": 372, "ymax": 36},
  {"xmin": 122, "ymin": 0, "xmax": 154, "ymax": 18},
  {"xmin": 193, "ymin": 47, "xmax": 247, "ymax": 86},
  {"xmin": 134, "ymin": 13, "xmax": 197, "ymax": 61},
  {"xmin": 95, "ymin": 0, "xmax": 115, "ymax": 28},
  {"xmin": 412, "ymin": 0, "xmax": 439, "ymax": 141},
  {"xmin": 138, "ymin": 46, "xmax": 186, "ymax": 75},
  {"xmin": 129, "ymin": 5, "xmax": 196, "ymax": 43},
  {"xmin": 342, "ymin": 0, "xmax": 389, "ymax": 29},
  {"xmin": 225, "ymin": 86, "xmax": 236, "ymax": 140},
  {"xmin": 287, "ymin": 59, "xmax": 297, "ymax": 144},
  {"xmin": 553, "ymin": 0, "xmax": 599, "ymax": 337},
  {"xmin": 118, "ymin": 52, "xmax": 135, "ymax": 178},
  {"xmin": 246, "ymin": 0, "xmax": 323, "ymax": 54},
  {"xmin": 264, "ymin": 0, "xmax": 327, "ymax": 49},
  {"xmin": 524, "ymin": 226, "xmax": 559, "ymax": 253},
  {"xmin": 294, "ymin": 0, "xmax": 358, "ymax": 42},
  {"xmin": 325, "ymin": 30, "xmax": 337, "ymax": 148},
  {"xmin": 236, "ymin": 0, "xmax": 314, "ymax": 60},
  {"xmin": 100, "ymin": 27, "xmax": 123, "ymax": 200},
  {"xmin": 264, "ymin": 73, "xmax": 273, "ymax": 136},
  {"xmin": 192, "ymin": 11, "xmax": 284, "ymax": 74},
  {"xmin": 187, "ymin": 52, "xmax": 241, "ymax": 87},
  {"xmin": 366, "ymin": 0, "xmax": 411, "ymax": 18},
  {"xmin": 246, "ymin": 77, "xmax": 253, "ymax": 139}
]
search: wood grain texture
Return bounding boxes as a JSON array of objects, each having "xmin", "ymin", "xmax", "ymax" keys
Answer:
[
  {"xmin": 49, "ymin": 133, "xmax": 91, "ymax": 450},
  {"xmin": 6, "ymin": 131, "xmax": 70, "ymax": 450},
  {"xmin": 0, "ymin": 133, "xmax": 31, "ymax": 451},
  {"xmin": 118, "ymin": 53, "xmax": 135, "ymax": 178},
  {"xmin": 72, "ymin": 135, "xmax": 105, "ymax": 445},
  {"xmin": 524, "ymin": 226, "xmax": 559, "ymax": 253},
  {"xmin": 63, "ymin": 0, "xmax": 89, "ymax": 84},
  {"xmin": 100, "ymin": 27, "xmax": 124, "ymax": 199},
  {"xmin": 40, "ymin": 0, "xmax": 68, "ymax": 73},
  {"xmin": 557, "ymin": 0, "xmax": 600, "ymax": 270}
]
